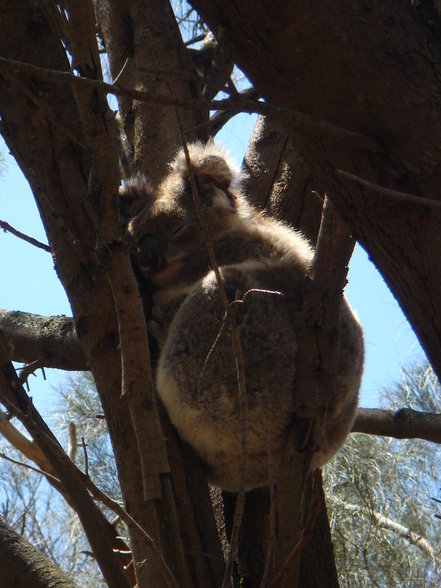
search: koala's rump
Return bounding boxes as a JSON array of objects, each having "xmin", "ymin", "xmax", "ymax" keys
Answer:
[{"xmin": 156, "ymin": 266, "xmax": 299, "ymax": 490}]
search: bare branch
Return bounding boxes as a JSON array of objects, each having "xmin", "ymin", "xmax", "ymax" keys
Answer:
[
  {"xmin": 0, "ymin": 55, "xmax": 380, "ymax": 151},
  {"xmin": 189, "ymin": 87, "xmax": 259, "ymax": 136},
  {"xmin": 0, "ymin": 309, "xmax": 86, "ymax": 371},
  {"xmin": 293, "ymin": 197, "xmax": 355, "ymax": 424},
  {"xmin": 0, "ymin": 219, "xmax": 51, "ymax": 252},
  {"xmin": 353, "ymin": 407, "xmax": 441, "ymax": 444},
  {"xmin": 0, "ymin": 451, "xmax": 60, "ymax": 484},
  {"xmin": 0, "ymin": 409, "xmax": 54, "ymax": 475}
]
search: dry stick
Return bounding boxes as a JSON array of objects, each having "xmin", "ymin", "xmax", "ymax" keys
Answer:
[
  {"xmin": 257, "ymin": 389, "xmax": 277, "ymax": 588},
  {"xmin": 0, "ymin": 55, "xmax": 380, "ymax": 151},
  {"xmin": 0, "ymin": 219, "xmax": 51, "ymax": 252},
  {"xmin": 18, "ymin": 359, "xmax": 47, "ymax": 384},
  {"xmin": 336, "ymin": 169, "xmax": 441, "ymax": 207},
  {"xmin": 176, "ymin": 123, "xmax": 249, "ymax": 588},
  {"xmin": 0, "ymin": 451, "xmax": 60, "ymax": 483},
  {"xmin": 81, "ymin": 436, "xmax": 88, "ymax": 475}
]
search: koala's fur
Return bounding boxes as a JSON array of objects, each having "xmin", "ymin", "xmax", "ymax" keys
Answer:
[{"xmin": 120, "ymin": 142, "xmax": 364, "ymax": 491}]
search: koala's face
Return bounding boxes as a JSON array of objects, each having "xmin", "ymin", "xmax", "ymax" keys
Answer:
[
  {"xmin": 131, "ymin": 191, "xmax": 203, "ymax": 286},
  {"xmin": 122, "ymin": 144, "xmax": 240, "ymax": 288}
]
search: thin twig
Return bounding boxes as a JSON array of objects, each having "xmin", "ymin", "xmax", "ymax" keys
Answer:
[
  {"xmin": 18, "ymin": 359, "xmax": 47, "ymax": 384},
  {"xmin": 0, "ymin": 219, "xmax": 51, "ymax": 252},
  {"xmin": 336, "ymin": 169, "xmax": 441, "ymax": 207},
  {"xmin": 0, "ymin": 451, "xmax": 60, "ymax": 483},
  {"xmin": 113, "ymin": 57, "xmax": 129, "ymax": 85},
  {"xmin": 81, "ymin": 436, "xmax": 88, "ymax": 475},
  {"xmin": 0, "ymin": 55, "xmax": 380, "ymax": 151}
]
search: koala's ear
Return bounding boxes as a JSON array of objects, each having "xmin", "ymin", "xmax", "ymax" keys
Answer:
[
  {"xmin": 172, "ymin": 143, "xmax": 236, "ymax": 192},
  {"xmin": 119, "ymin": 174, "xmax": 155, "ymax": 225}
]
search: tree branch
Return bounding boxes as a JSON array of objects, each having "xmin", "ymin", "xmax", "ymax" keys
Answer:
[
  {"xmin": 0, "ymin": 309, "xmax": 86, "ymax": 371},
  {"xmin": 0, "ymin": 55, "xmax": 379, "ymax": 151},
  {"xmin": 353, "ymin": 407, "xmax": 441, "ymax": 444},
  {"xmin": 0, "ymin": 219, "xmax": 51, "ymax": 252},
  {"xmin": 293, "ymin": 197, "xmax": 355, "ymax": 422},
  {"xmin": 0, "ymin": 516, "xmax": 78, "ymax": 588},
  {"xmin": 336, "ymin": 169, "xmax": 441, "ymax": 208}
]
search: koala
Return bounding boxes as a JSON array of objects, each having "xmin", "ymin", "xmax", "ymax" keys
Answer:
[{"xmin": 120, "ymin": 142, "xmax": 364, "ymax": 492}]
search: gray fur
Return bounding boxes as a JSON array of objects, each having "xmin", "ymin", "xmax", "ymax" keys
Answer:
[{"xmin": 121, "ymin": 142, "xmax": 364, "ymax": 491}]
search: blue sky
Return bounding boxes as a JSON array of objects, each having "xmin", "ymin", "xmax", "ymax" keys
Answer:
[{"xmin": 0, "ymin": 118, "xmax": 426, "ymax": 415}]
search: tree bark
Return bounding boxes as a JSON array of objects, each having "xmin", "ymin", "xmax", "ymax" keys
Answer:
[
  {"xmin": 241, "ymin": 116, "xmax": 323, "ymax": 244},
  {"xmin": 0, "ymin": 309, "xmax": 86, "ymax": 372},
  {"xmin": 95, "ymin": 0, "xmax": 208, "ymax": 181},
  {"xmin": 0, "ymin": 3, "xmax": 224, "ymax": 586}
]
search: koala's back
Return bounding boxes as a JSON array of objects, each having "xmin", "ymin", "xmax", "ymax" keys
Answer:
[
  {"xmin": 157, "ymin": 261, "xmax": 363, "ymax": 490},
  {"xmin": 157, "ymin": 261, "xmax": 303, "ymax": 490}
]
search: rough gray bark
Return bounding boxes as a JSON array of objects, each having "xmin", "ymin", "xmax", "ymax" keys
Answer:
[{"xmin": 352, "ymin": 407, "xmax": 441, "ymax": 443}]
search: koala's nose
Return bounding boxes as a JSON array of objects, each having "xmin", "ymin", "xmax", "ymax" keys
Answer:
[{"xmin": 136, "ymin": 234, "xmax": 166, "ymax": 274}]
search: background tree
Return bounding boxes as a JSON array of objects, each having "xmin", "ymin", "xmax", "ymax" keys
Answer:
[
  {"xmin": 1, "ymin": 1, "xmax": 441, "ymax": 587},
  {"xmin": 325, "ymin": 364, "xmax": 441, "ymax": 587}
]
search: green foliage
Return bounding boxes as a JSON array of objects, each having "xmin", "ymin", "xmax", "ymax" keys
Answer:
[
  {"xmin": 52, "ymin": 372, "xmax": 120, "ymax": 500},
  {"xmin": 324, "ymin": 363, "xmax": 441, "ymax": 587}
]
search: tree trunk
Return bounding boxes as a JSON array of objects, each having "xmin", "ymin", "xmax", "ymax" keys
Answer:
[{"xmin": 0, "ymin": 2, "xmax": 220, "ymax": 586}]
